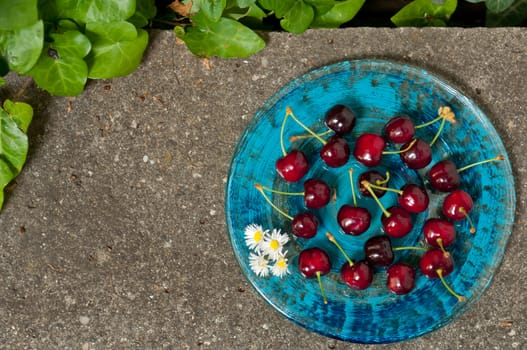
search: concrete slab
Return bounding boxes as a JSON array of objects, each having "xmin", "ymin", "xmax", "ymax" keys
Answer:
[{"xmin": 1, "ymin": 28, "xmax": 526, "ymax": 349}]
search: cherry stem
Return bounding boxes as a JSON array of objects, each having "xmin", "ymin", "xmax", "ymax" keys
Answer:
[
  {"xmin": 326, "ymin": 232, "xmax": 354, "ymax": 267},
  {"xmin": 376, "ymin": 172, "xmax": 390, "ymax": 185},
  {"xmin": 429, "ymin": 110, "xmax": 450, "ymax": 147},
  {"xmin": 348, "ymin": 168, "xmax": 357, "ymax": 207},
  {"xmin": 436, "ymin": 238, "xmax": 450, "ymax": 258},
  {"xmin": 361, "ymin": 180, "xmax": 391, "ymax": 217},
  {"xmin": 332, "ymin": 187, "xmax": 338, "ymax": 203},
  {"xmin": 366, "ymin": 182, "xmax": 403, "ymax": 196},
  {"xmin": 256, "ymin": 183, "xmax": 304, "ymax": 196},
  {"xmin": 457, "ymin": 155, "xmax": 506, "ymax": 173},
  {"xmin": 383, "ymin": 139, "xmax": 417, "ymax": 155},
  {"xmin": 414, "ymin": 115, "xmax": 443, "ymax": 129},
  {"xmin": 459, "ymin": 207, "xmax": 476, "ymax": 233},
  {"xmin": 254, "ymin": 184, "xmax": 293, "ymax": 221},
  {"xmin": 316, "ymin": 271, "xmax": 328, "ymax": 304},
  {"xmin": 290, "ymin": 129, "xmax": 332, "ymax": 142},
  {"xmin": 286, "ymin": 106, "xmax": 327, "ymax": 145},
  {"xmin": 392, "ymin": 246, "xmax": 427, "ymax": 252},
  {"xmin": 279, "ymin": 111, "xmax": 289, "ymax": 156},
  {"xmin": 437, "ymin": 269, "xmax": 465, "ymax": 302}
]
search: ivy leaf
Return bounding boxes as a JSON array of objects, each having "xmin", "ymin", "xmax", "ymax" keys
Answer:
[
  {"xmin": 175, "ymin": 16, "xmax": 265, "ymax": 58},
  {"xmin": 53, "ymin": 0, "xmax": 136, "ymax": 24},
  {"xmin": 0, "ymin": 0, "xmax": 38, "ymax": 30},
  {"xmin": 51, "ymin": 30, "xmax": 92, "ymax": 58},
  {"xmin": 224, "ymin": 2, "xmax": 266, "ymax": 21},
  {"xmin": 0, "ymin": 20, "xmax": 44, "ymax": 74},
  {"xmin": 485, "ymin": 0, "xmax": 515, "ymax": 12},
  {"xmin": 85, "ymin": 21, "xmax": 149, "ymax": 79},
  {"xmin": 305, "ymin": 0, "xmax": 338, "ymax": 16},
  {"xmin": 227, "ymin": 0, "xmax": 255, "ymax": 7},
  {"xmin": 280, "ymin": 1, "xmax": 315, "ymax": 34},
  {"xmin": 258, "ymin": 0, "xmax": 296, "ymax": 17},
  {"xmin": 3, "ymin": 100, "xmax": 33, "ymax": 133},
  {"xmin": 311, "ymin": 0, "xmax": 366, "ymax": 28},
  {"xmin": 486, "ymin": 0, "xmax": 527, "ymax": 25},
  {"xmin": 391, "ymin": 0, "xmax": 457, "ymax": 26},
  {"xmin": 128, "ymin": 0, "xmax": 158, "ymax": 27},
  {"xmin": 192, "ymin": 0, "xmax": 226, "ymax": 22}
]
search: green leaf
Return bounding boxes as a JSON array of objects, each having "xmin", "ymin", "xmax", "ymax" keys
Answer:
[
  {"xmin": 128, "ymin": 0, "xmax": 157, "ymax": 27},
  {"xmin": 486, "ymin": 0, "xmax": 515, "ymax": 12},
  {"xmin": 0, "ymin": 0, "xmax": 38, "ymax": 30},
  {"xmin": 391, "ymin": 0, "xmax": 456, "ymax": 27},
  {"xmin": 311, "ymin": 0, "xmax": 366, "ymax": 28},
  {"xmin": 305, "ymin": 0, "xmax": 338, "ymax": 16},
  {"xmin": 280, "ymin": 1, "xmax": 315, "ymax": 34},
  {"xmin": 0, "ymin": 55, "xmax": 8, "ymax": 76},
  {"xmin": 258, "ymin": 0, "xmax": 295, "ymax": 17},
  {"xmin": 191, "ymin": 0, "xmax": 226, "ymax": 22},
  {"xmin": 224, "ymin": 2, "xmax": 266, "ymax": 20},
  {"xmin": 53, "ymin": 0, "xmax": 136, "ymax": 24},
  {"xmin": 486, "ymin": 0, "xmax": 527, "ymax": 25},
  {"xmin": 3, "ymin": 100, "xmax": 33, "ymax": 133},
  {"xmin": 0, "ymin": 77, "xmax": 5, "ymax": 86},
  {"xmin": 227, "ymin": 0, "xmax": 256, "ymax": 7},
  {"xmin": 0, "ymin": 20, "xmax": 44, "ymax": 74},
  {"xmin": 85, "ymin": 21, "xmax": 149, "ymax": 79},
  {"xmin": 51, "ymin": 30, "xmax": 92, "ymax": 58},
  {"xmin": 175, "ymin": 16, "xmax": 265, "ymax": 58}
]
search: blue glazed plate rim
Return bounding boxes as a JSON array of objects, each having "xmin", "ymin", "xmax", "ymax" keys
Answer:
[{"xmin": 225, "ymin": 59, "xmax": 516, "ymax": 343}]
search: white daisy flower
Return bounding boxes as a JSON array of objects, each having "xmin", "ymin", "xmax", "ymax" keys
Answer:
[
  {"xmin": 271, "ymin": 251, "xmax": 290, "ymax": 278},
  {"xmin": 244, "ymin": 224, "xmax": 267, "ymax": 252},
  {"xmin": 249, "ymin": 251, "xmax": 270, "ymax": 277},
  {"xmin": 262, "ymin": 228, "xmax": 290, "ymax": 260}
]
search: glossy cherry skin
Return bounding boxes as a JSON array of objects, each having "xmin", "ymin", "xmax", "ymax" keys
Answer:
[
  {"xmin": 384, "ymin": 115, "xmax": 415, "ymax": 144},
  {"xmin": 337, "ymin": 205, "xmax": 371, "ymax": 235},
  {"xmin": 364, "ymin": 235, "xmax": 394, "ymax": 267},
  {"xmin": 320, "ymin": 135, "xmax": 350, "ymax": 168},
  {"xmin": 276, "ymin": 150, "xmax": 309, "ymax": 182},
  {"xmin": 420, "ymin": 248, "xmax": 454, "ymax": 278},
  {"xmin": 387, "ymin": 263, "xmax": 416, "ymax": 295},
  {"xmin": 353, "ymin": 133, "xmax": 386, "ymax": 167},
  {"xmin": 442, "ymin": 189, "xmax": 473, "ymax": 221},
  {"xmin": 423, "ymin": 218, "xmax": 456, "ymax": 248},
  {"xmin": 358, "ymin": 170, "xmax": 387, "ymax": 198},
  {"xmin": 324, "ymin": 104, "xmax": 356, "ymax": 135},
  {"xmin": 298, "ymin": 247, "xmax": 331, "ymax": 279},
  {"xmin": 382, "ymin": 206, "xmax": 413, "ymax": 238},
  {"xmin": 400, "ymin": 138, "xmax": 432, "ymax": 169},
  {"xmin": 429, "ymin": 160, "xmax": 460, "ymax": 192},
  {"xmin": 303, "ymin": 178, "xmax": 331, "ymax": 209},
  {"xmin": 398, "ymin": 184, "xmax": 429, "ymax": 213},
  {"xmin": 292, "ymin": 213, "xmax": 318, "ymax": 238},
  {"xmin": 341, "ymin": 261, "xmax": 373, "ymax": 290}
]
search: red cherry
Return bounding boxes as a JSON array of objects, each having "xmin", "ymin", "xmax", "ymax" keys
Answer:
[
  {"xmin": 276, "ymin": 150, "xmax": 309, "ymax": 182},
  {"xmin": 442, "ymin": 189, "xmax": 473, "ymax": 221},
  {"xmin": 387, "ymin": 263, "xmax": 416, "ymax": 295},
  {"xmin": 324, "ymin": 104, "xmax": 356, "ymax": 135},
  {"xmin": 341, "ymin": 261, "xmax": 373, "ymax": 290},
  {"xmin": 358, "ymin": 170, "xmax": 388, "ymax": 198},
  {"xmin": 428, "ymin": 160, "xmax": 460, "ymax": 192},
  {"xmin": 423, "ymin": 218, "xmax": 456, "ymax": 249},
  {"xmin": 353, "ymin": 133, "xmax": 386, "ymax": 167},
  {"xmin": 384, "ymin": 115, "xmax": 415, "ymax": 144},
  {"xmin": 303, "ymin": 178, "xmax": 331, "ymax": 209},
  {"xmin": 337, "ymin": 205, "xmax": 371, "ymax": 235},
  {"xmin": 298, "ymin": 247, "xmax": 332, "ymax": 278},
  {"xmin": 292, "ymin": 212, "xmax": 318, "ymax": 238},
  {"xmin": 320, "ymin": 135, "xmax": 350, "ymax": 168},
  {"xmin": 364, "ymin": 235, "xmax": 394, "ymax": 267},
  {"xmin": 398, "ymin": 184, "xmax": 429, "ymax": 213},
  {"xmin": 382, "ymin": 206, "xmax": 413, "ymax": 238},
  {"xmin": 400, "ymin": 138, "xmax": 432, "ymax": 169},
  {"xmin": 419, "ymin": 248, "xmax": 453, "ymax": 278}
]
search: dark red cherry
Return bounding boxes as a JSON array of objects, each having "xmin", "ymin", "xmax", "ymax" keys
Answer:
[
  {"xmin": 292, "ymin": 212, "xmax": 318, "ymax": 238},
  {"xmin": 387, "ymin": 263, "xmax": 416, "ymax": 295},
  {"xmin": 382, "ymin": 206, "xmax": 413, "ymax": 238},
  {"xmin": 442, "ymin": 189, "xmax": 473, "ymax": 221},
  {"xmin": 419, "ymin": 248, "xmax": 454, "ymax": 278},
  {"xmin": 423, "ymin": 218, "xmax": 456, "ymax": 248},
  {"xmin": 298, "ymin": 247, "xmax": 331, "ymax": 278},
  {"xmin": 320, "ymin": 135, "xmax": 350, "ymax": 168},
  {"xmin": 276, "ymin": 150, "xmax": 309, "ymax": 182},
  {"xmin": 353, "ymin": 133, "xmax": 386, "ymax": 167},
  {"xmin": 324, "ymin": 104, "xmax": 356, "ymax": 135},
  {"xmin": 303, "ymin": 178, "xmax": 331, "ymax": 209},
  {"xmin": 364, "ymin": 235, "xmax": 394, "ymax": 267},
  {"xmin": 428, "ymin": 160, "xmax": 460, "ymax": 192},
  {"xmin": 400, "ymin": 138, "xmax": 432, "ymax": 169},
  {"xmin": 384, "ymin": 115, "xmax": 415, "ymax": 144},
  {"xmin": 398, "ymin": 184, "xmax": 429, "ymax": 213},
  {"xmin": 341, "ymin": 261, "xmax": 373, "ymax": 290},
  {"xmin": 358, "ymin": 170, "xmax": 387, "ymax": 198},
  {"xmin": 337, "ymin": 205, "xmax": 371, "ymax": 235}
]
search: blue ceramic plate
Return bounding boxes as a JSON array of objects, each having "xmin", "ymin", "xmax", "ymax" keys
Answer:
[{"xmin": 225, "ymin": 60, "xmax": 515, "ymax": 343}]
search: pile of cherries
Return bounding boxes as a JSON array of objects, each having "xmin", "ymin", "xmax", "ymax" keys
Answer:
[{"xmin": 256, "ymin": 105, "xmax": 504, "ymax": 304}]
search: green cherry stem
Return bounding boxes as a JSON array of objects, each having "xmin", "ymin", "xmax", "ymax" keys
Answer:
[
  {"xmin": 349, "ymin": 168, "xmax": 358, "ymax": 207},
  {"xmin": 254, "ymin": 184, "xmax": 293, "ymax": 221},
  {"xmin": 459, "ymin": 207, "xmax": 476, "ymax": 234},
  {"xmin": 392, "ymin": 246, "xmax": 428, "ymax": 252},
  {"xmin": 436, "ymin": 238, "xmax": 450, "ymax": 258},
  {"xmin": 376, "ymin": 171, "xmax": 390, "ymax": 185},
  {"xmin": 457, "ymin": 155, "xmax": 506, "ymax": 173},
  {"xmin": 437, "ymin": 268, "xmax": 465, "ymax": 302},
  {"xmin": 383, "ymin": 138, "xmax": 417, "ymax": 154},
  {"xmin": 429, "ymin": 106, "xmax": 456, "ymax": 147},
  {"xmin": 290, "ymin": 129, "xmax": 333, "ymax": 142},
  {"xmin": 286, "ymin": 106, "xmax": 327, "ymax": 145},
  {"xmin": 361, "ymin": 180, "xmax": 391, "ymax": 218},
  {"xmin": 429, "ymin": 116, "xmax": 446, "ymax": 147},
  {"xmin": 316, "ymin": 271, "xmax": 328, "ymax": 305},
  {"xmin": 366, "ymin": 182, "xmax": 402, "ymax": 196},
  {"xmin": 326, "ymin": 232, "xmax": 354, "ymax": 267},
  {"xmin": 256, "ymin": 183, "xmax": 304, "ymax": 196},
  {"xmin": 279, "ymin": 110, "xmax": 289, "ymax": 157},
  {"xmin": 414, "ymin": 114, "xmax": 443, "ymax": 129}
]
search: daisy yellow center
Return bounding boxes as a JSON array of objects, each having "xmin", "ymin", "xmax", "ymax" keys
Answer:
[
  {"xmin": 253, "ymin": 231, "xmax": 263, "ymax": 242},
  {"xmin": 276, "ymin": 259, "xmax": 286, "ymax": 268},
  {"xmin": 269, "ymin": 239, "xmax": 280, "ymax": 251}
]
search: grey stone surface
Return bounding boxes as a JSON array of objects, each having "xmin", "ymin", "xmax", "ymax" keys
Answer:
[{"xmin": 1, "ymin": 28, "xmax": 526, "ymax": 349}]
